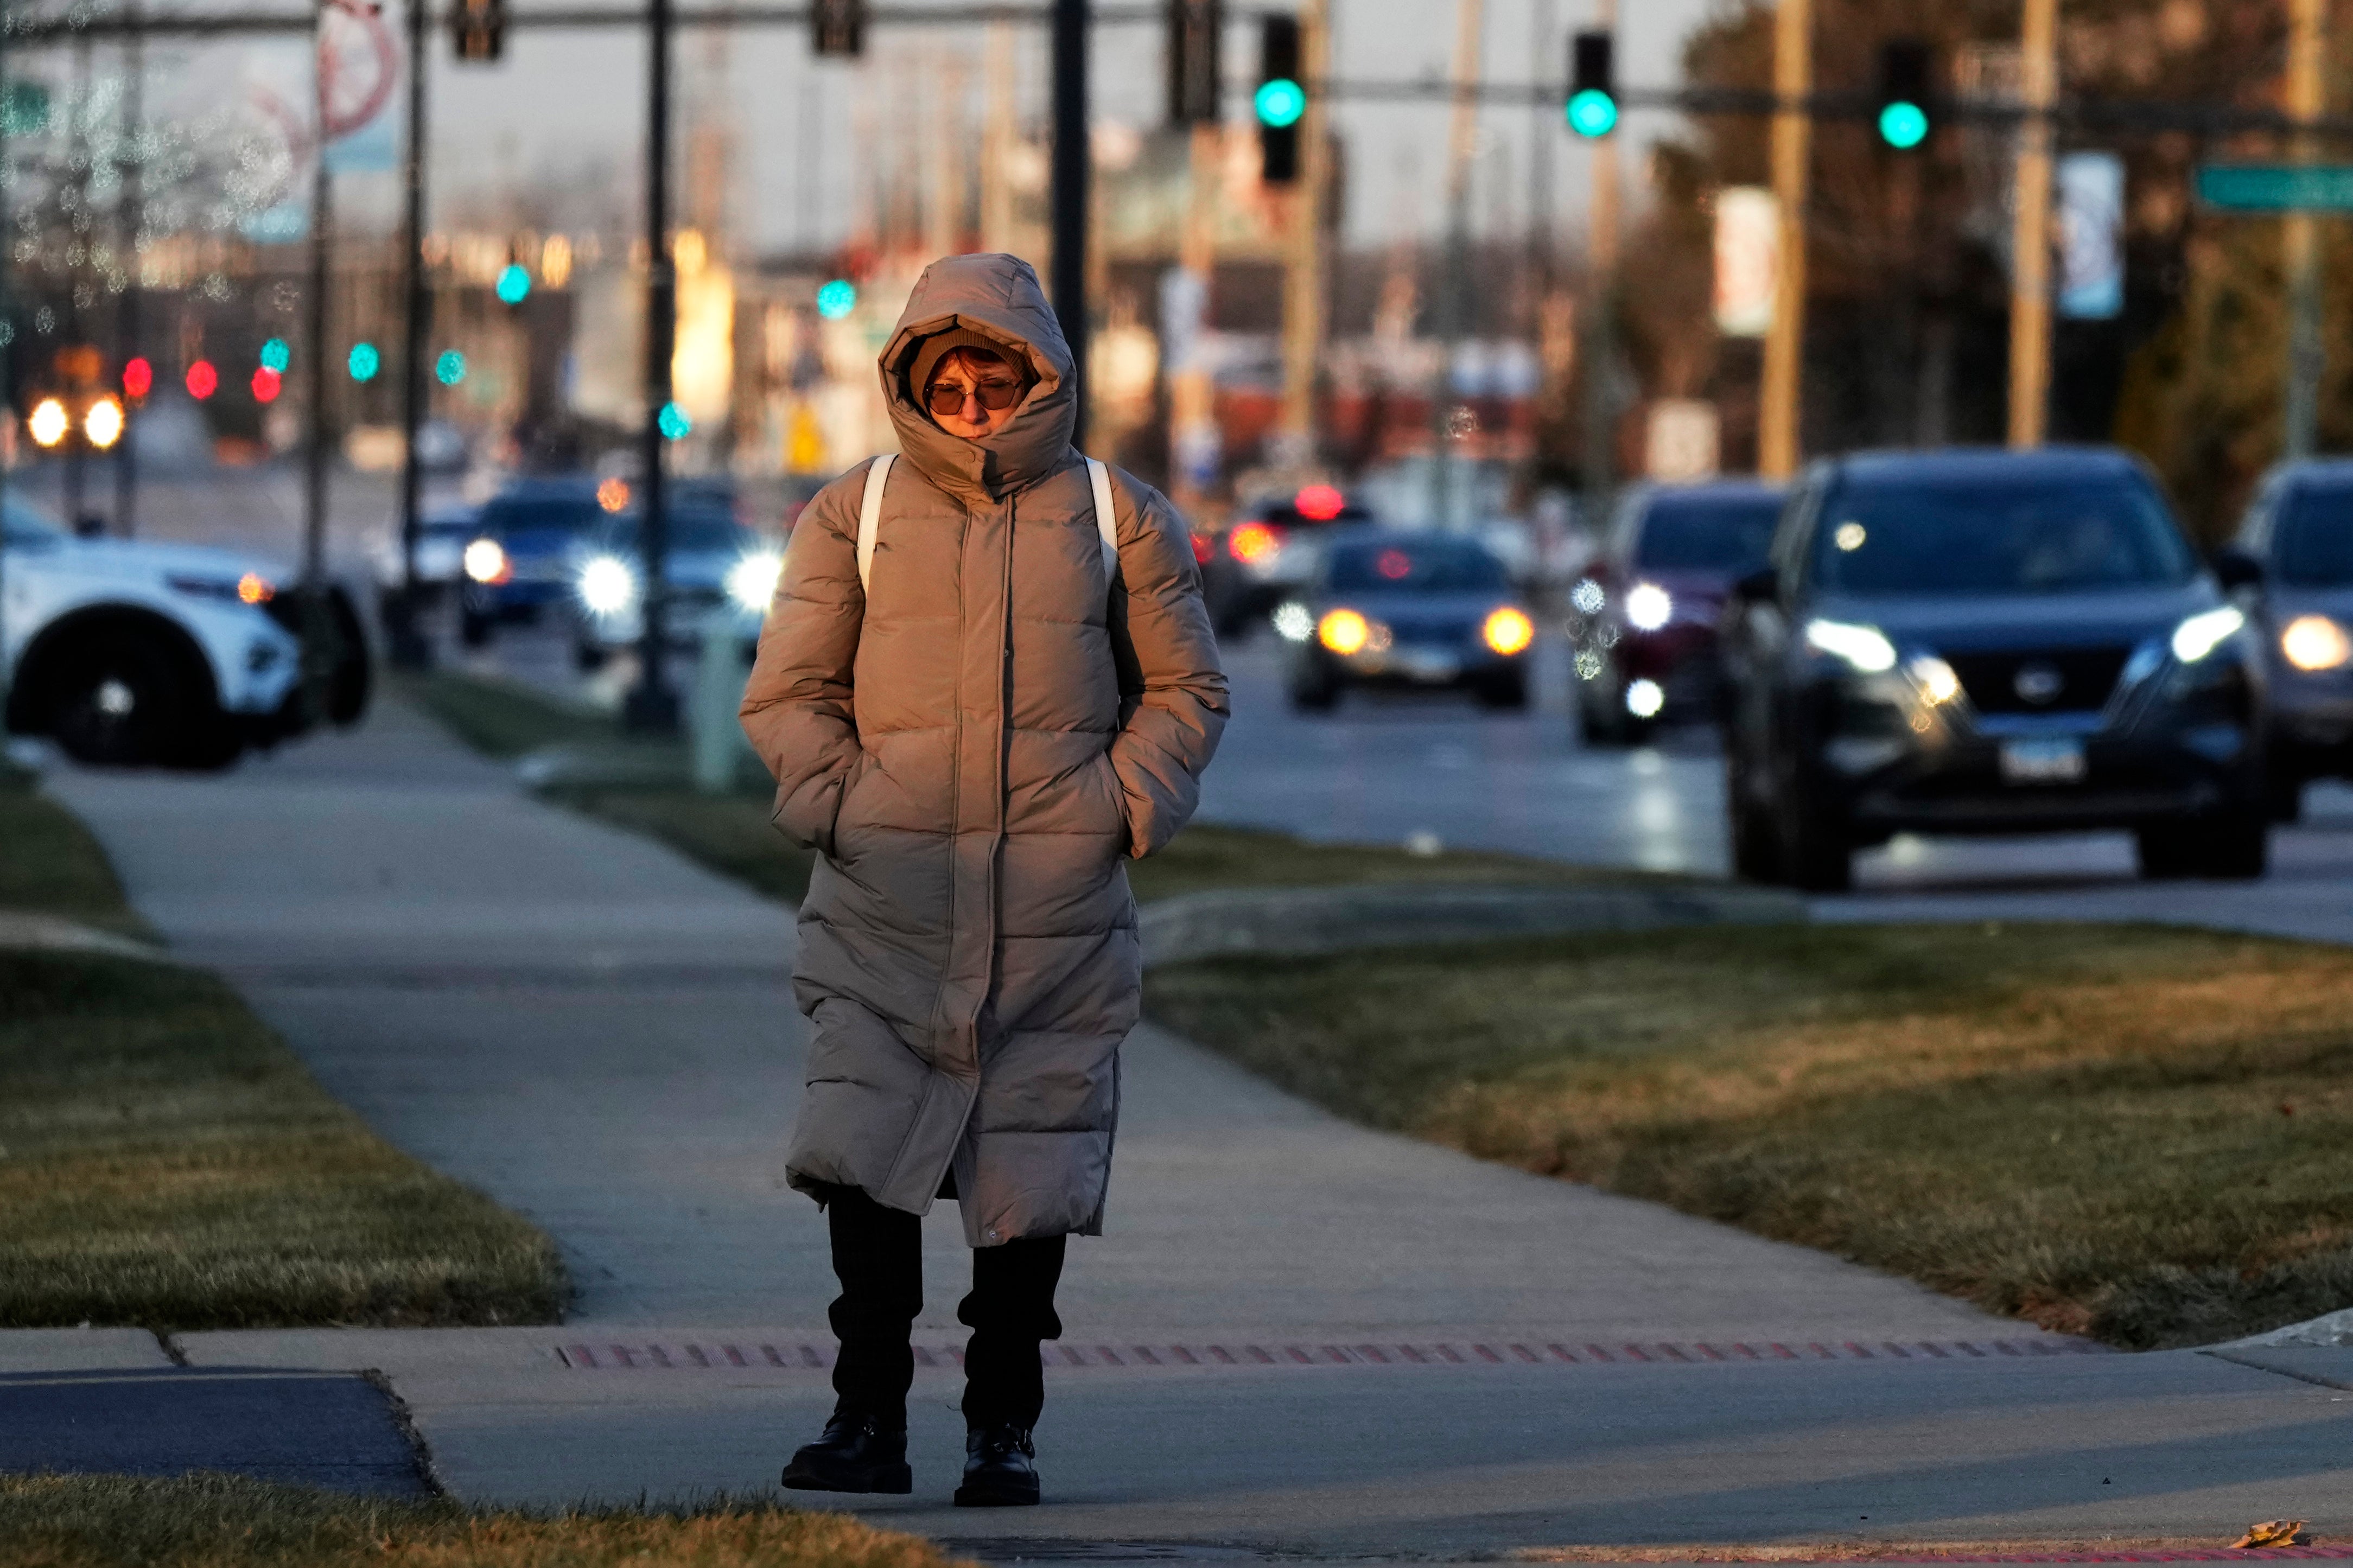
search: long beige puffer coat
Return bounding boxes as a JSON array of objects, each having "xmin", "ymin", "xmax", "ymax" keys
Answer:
[{"xmin": 741, "ymin": 253, "xmax": 1229, "ymax": 1248}]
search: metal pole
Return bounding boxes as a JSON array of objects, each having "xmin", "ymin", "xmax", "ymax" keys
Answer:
[
  {"xmin": 1757, "ymin": 0, "xmax": 1809, "ymax": 477},
  {"xmin": 1579, "ymin": 0, "xmax": 1616, "ymax": 514},
  {"xmin": 1428, "ymin": 0, "xmax": 1484, "ymax": 527},
  {"xmin": 2007, "ymin": 0, "xmax": 2057, "ymax": 449},
  {"xmin": 1049, "ymin": 0, "xmax": 1088, "ymax": 448},
  {"xmin": 112, "ymin": 0, "xmax": 141, "ymax": 537},
  {"xmin": 389, "ymin": 0, "xmax": 433, "ymax": 667},
  {"xmin": 626, "ymin": 0, "xmax": 678, "ymax": 732},
  {"xmin": 302, "ymin": 0, "xmax": 334, "ymax": 718},
  {"xmin": 2284, "ymin": 0, "xmax": 2325, "ymax": 461},
  {"xmin": 0, "ymin": 6, "xmax": 11, "ymax": 717},
  {"xmin": 1275, "ymin": 0, "xmax": 1328, "ymax": 468}
]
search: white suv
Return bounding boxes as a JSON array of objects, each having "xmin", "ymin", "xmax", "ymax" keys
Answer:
[{"xmin": 2, "ymin": 499, "xmax": 362, "ymax": 768}]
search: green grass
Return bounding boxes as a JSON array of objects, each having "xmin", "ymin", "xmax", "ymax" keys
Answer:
[
  {"xmin": 400, "ymin": 667, "xmax": 1621, "ymax": 906},
  {"xmin": 0, "ymin": 1474, "xmax": 964, "ymax": 1568},
  {"xmin": 1144, "ymin": 921, "xmax": 2353, "ymax": 1349},
  {"xmin": 0, "ymin": 766, "xmax": 566, "ymax": 1330}
]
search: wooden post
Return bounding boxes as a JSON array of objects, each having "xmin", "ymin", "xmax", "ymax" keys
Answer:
[
  {"xmin": 2007, "ymin": 0, "xmax": 2057, "ymax": 449},
  {"xmin": 1758, "ymin": 0, "xmax": 1810, "ymax": 477},
  {"xmin": 2284, "ymin": 0, "xmax": 2326, "ymax": 460},
  {"xmin": 1276, "ymin": 0, "xmax": 1330, "ymax": 466}
]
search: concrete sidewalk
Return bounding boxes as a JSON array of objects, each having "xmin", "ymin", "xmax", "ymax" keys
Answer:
[{"xmin": 26, "ymin": 699, "xmax": 2353, "ymax": 1554}]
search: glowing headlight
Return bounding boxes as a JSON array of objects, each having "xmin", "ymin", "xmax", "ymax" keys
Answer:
[
  {"xmin": 462, "ymin": 538, "xmax": 510, "ymax": 584},
  {"xmin": 727, "ymin": 550, "xmax": 784, "ymax": 611},
  {"xmin": 27, "ymin": 397, "xmax": 68, "ymax": 449},
  {"xmin": 1569, "ymin": 577, "xmax": 1605, "ymax": 615},
  {"xmin": 1272, "ymin": 602, "xmax": 1315, "ymax": 642},
  {"xmin": 1907, "ymin": 654, "xmax": 1962, "ymax": 705},
  {"xmin": 577, "ymin": 554, "xmax": 639, "ymax": 615},
  {"xmin": 1623, "ymin": 582, "xmax": 1672, "ymax": 632},
  {"xmin": 84, "ymin": 396, "xmax": 124, "ymax": 450},
  {"xmin": 1483, "ymin": 605, "xmax": 1536, "ymax": 656},
  {"xmin": 1318, "ymin": 608, "xmax": 1371, "ymax": 655},
  {"xmin": 1625, "ymin": 678, "xmax": 1665, "ymax": 718},
  {"xmin": 2281, "ymin": 614, "xmax": 2352, "ymax": 672},
  {"xmin": 2170, "ymin": 605, "xmax": 2245, "ymax": 664},
  {"xmin": 1804, "ymin": 617, "xmax": 1897, "ymax": 673}
]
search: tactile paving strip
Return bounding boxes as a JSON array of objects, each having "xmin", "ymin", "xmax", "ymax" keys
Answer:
[{"xmin": 554, "ymin": 1337, "xmax": 2108, "ymax": 1370}]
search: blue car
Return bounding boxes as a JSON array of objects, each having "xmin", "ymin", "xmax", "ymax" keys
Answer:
[
  {"xmin": 562, "ymin": 506, "xmax": 783, "ymax": 671},
  {"xmin": 1273, "ymin": 531, "xmax": 1536, "ymax": 711},
  {"xmin": 457, "ymin": 476, "xmax": 613, "ymax": 646}
]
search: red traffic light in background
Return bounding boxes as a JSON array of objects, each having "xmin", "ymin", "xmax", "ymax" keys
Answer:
[
  {"xmin": 122, "ymin": 356, "xmax": 153, "ymax": 400},
  {"xmin": 251, "ymin": 366, "xmax": 283, "ymax": 403},
  {"xmin": 186, "ymin": 360, "xmax": 218, "ymax": 400},
  {"xmin": 1294, "ymin": 483, "xmax": 1345, "ymax": 521}
]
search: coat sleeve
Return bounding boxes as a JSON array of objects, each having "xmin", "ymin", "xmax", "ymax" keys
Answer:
[
  {"xmin": 740, "ymin": 470, "xmax": 866, "ymax": 856},
  {"xmin": 1105, "ymin": 470, "xmax": 1230, "ymax": 858}
]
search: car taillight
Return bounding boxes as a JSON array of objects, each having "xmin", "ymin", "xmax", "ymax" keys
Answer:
[
  {"xmin": 1190, "ymin": 533, "xmax": 1213, "ymax": 565},
  {"xmin": 1228, "ymin": 521, "xmax": 1284, "ymax": 564}
]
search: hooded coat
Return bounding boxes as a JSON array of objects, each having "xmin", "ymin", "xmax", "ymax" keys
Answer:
[{"xmin": 741, "ymin": 254, "xmax": 1229, "ymax": 1248}]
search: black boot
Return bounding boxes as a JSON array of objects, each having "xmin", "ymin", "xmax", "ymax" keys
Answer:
[
  {"xmin": 953, "ymin": 1423, "xmax": 1040, "ymax": 1507},
  {"xmin": 781, "ymin": 1408, "xmax": 912, "ymax": 1494}
]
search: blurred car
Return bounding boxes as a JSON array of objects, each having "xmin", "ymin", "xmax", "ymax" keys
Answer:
[
  {"xmin": 456, "ymin": 476, "xmax": 615, "ymax": 646},
  {"xmin": 1198, "ymin": 483, "xmax": 1374, "ymax": 636},
  {"xmin": 2, "ymin": 495, "xmax": 367, "ymax": 768},
  {"xmin": 1720, "ymin": 448, "xmax": 2267, "ymax": 891},
  {"xmin": 2221, "ymin": 458, "xmax": 2353, "ymax": 821},
  {"xmin": 1569, "ymin": 480, "xmax": 1784, "ymax": 744},
  {"xmin": 1273, "ymin": 531, "xmax": 1536, "ymax": 711},
  {"xmin": 563, "ymin": 505, "xmax": 780, "ymax": 670},
  {"xmin": 370, "ymin": 502, "xmax": 480, "ymax": 599}
]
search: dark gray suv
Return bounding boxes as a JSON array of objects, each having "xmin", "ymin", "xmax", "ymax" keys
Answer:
[
  {"xmin": 2223, "ymin": 459, "xmax": 2353, "ymax": 821},
  {"xmin": 1720, "ymin": 448, "xmax": 2267, "ymax": 891}
]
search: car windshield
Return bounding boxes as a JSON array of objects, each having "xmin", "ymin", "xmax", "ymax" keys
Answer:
[
  {"xmin": 1812, "ymin": 474, "xmax": 2196, "ymax": 596},
  {"xmin": 484, "ymin": 497, "xmax": 604, "ymax": 538},
  {"xmin": 595, "ymin": 514, "xmax": 751, "ymax": 555},
  {"xmin": 1635, "ymin": 493, "xmax": 1780, "ymax": 573},
  {"xmin": 2, "ymin": 498, "xmax": 62, "ymax": 543},
  {"xmin": 2274, "ymin": 485, "xmax": 2353, "ymax": 587},
  {"xmin": 1326, "ymin": 539, "xmax": 1508, "ymax": 593}
]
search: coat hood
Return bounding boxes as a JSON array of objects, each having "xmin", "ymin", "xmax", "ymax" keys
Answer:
[{"xmin": 879, "ymin": 253, "xmax": 1076, "ymax": 505}]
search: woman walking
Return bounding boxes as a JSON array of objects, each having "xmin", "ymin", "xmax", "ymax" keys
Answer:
[{"xmin": 741, "ymin": 253, "xmax": 1228, "ymax": 1507}]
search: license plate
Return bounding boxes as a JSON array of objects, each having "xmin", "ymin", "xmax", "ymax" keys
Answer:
[
  {"xmin": 1999, "ymin": 737, "xmax": 2087, "ymax": 783},
  {"xmin": 1394, "ymin": 648, "xmax": 1462, "ymax": 683}
]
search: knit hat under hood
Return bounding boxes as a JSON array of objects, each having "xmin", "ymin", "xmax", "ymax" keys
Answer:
[{"xmin": 878, "ymin": 253, "xmax": 1077, "ymax": 507}]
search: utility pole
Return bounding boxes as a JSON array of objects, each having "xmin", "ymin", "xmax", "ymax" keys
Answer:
[
  {"xmin": 1049, "ymin": 0, "xmax": 1088, "ymax": 448},
  {"xmin": 303, "ymin": 0, "xmax": 334, "ymax": 717},
  {"xmin": 627, "ymin": 0, "xmax": 678, "ymax": 731},
  {"xmin": 112, "ymin": 0, "xmax": 141, "ymax": 538},
  {"xmin": 1428, "ymin": 0, "xmax": 1484, "ymax": 527},
  {"xmin": 980, "ymin": 18, "xmax": 1016, "ymax": 253},
  {"xmin": 1275, "ymin": 0, "xmax": 1330, "ymax": 470},
  {"xmin": 2284, "ymin": 0, "xmax": 2325, "ymax": 460},
  {"xmin": 1580, "ymin": 0, "xmax": 1616, "ymax": 515},
  {"xmin": 389, "ymin": 0, "xmax": 432, "ymax": 668},
  {"xmin": 1757, "ymin": 0, "xmax": 1809, "ymax": 477},
  {"xmin": 1168, "ymin": 120, "xmax": 1218, "ymax": 511},
  {"xmin": 2007, "ymin": 0, "xmax": 2057, "ymax": 449}
]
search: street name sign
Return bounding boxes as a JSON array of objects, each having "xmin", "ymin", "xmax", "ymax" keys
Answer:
[{"xmin": 2197, "ymin": 164, "xmax": 2353, "ymax": 212}]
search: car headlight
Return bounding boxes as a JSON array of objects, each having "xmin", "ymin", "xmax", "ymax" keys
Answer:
[
  {"xmin": 577, "ymin": 554, "xmax": 639, "ymax": 615},
  {"xmin": 462, "ymin": 538, "xmax": 510, "ymax": 584},
  {"xmin": 1483, "ymin": 605, "xmax": 1535, "ymax": 656},
  {"xmin": 727, "ymin": 550, "xmax": 784, "ymax": 611},
  {"xmin": 1318, "ymin": 608, "xmax": 1371, "ymax": 655},
  {"xmin": 2281, "ymin": 613, "xmax": 2352, "ymax": 672},
  {"xmin": 1804, "ymin": 617, "xmax": 1897, "ymax": 673},
  {"xmin": 1272, "ymin": 602, "xmax": 1315, "ymax": 642},
  {"xmin": 2170, "ymin": 605, "xmax": 2245, "ymax": 664},
  {"xmin": 1906, "ymin": 654, "xmax": 1962, "ymax": 705},
  {"xmin": 1623, "ymin": 582, "xmax": 1672, "ymax": 632}
]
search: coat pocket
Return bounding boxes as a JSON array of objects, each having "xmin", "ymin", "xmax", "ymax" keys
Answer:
[{"xmin": 1089, "ymin": 751, "xmax": 1133, "ymax": 857}]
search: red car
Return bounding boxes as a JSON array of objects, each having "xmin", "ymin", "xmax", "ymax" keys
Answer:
[
  {"xmin": 1195, "ymin": 483, "xmax": 1375, "ymax": 638},
  {"xmin": 1569, "ymin": 480, "xmax": 1784, "ymax": 744}
]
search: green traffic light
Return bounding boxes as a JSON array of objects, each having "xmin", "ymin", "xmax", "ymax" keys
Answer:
[
  {"xmin": 435, "ymin": 349, "xmax": 467, "ymax": 386},
  {"xmin": 1879, "ymin": 100, "xmax": 1929, "ymax": 149},
  {"xmin": 258, "ymin": 337, "xmax": 290, "ymax": 373},
  {"xmin": 816, "ymin": 278, "xmax": 857, "ymax": 320},
  {"xmin": 1566, "ymin": 88, "xmax": 1618, "ymax": 138},
  {"xmin": 658, "ymin": 401, "xmax": 691, "ymax": 441},
  {"xmin": 495, "ymin": 264, "xmax": 531, "ymax": 305},
  {"xmin": 1255, "ymin": 78, "xmax": 1306, "ymax": 129},
  {"xmin": 348, "ymin": 342, "xmax": 380, "ymax": 382}
]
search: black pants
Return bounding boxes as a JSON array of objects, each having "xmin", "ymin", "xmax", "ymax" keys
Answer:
[{"xmin": 822, "ymin": 1184, "xmax": 1066, "ymax": 1432}]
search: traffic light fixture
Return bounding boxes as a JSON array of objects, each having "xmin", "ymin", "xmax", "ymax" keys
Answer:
[
  {"xmin": 812, "ymin": 0, "xmax": 864, "ymax": 58},
  {"xmin": 451, "ymin": 0, "xmax": 504, "ymax": 63},
  {"xmin": 1256, "ymin": 14, "xmax": 1302, "ymax": 184},
  {"xmin": 1877, "ymin": 38, "xmax": 1933, "ymax": 149},
  {"xmin": 1567, "ymin": 30, "xmax": 1617, "ymax": 138},
  {"xmin": 1167, "ymin": 0, "xmax": 1223, "ymax": 127}
]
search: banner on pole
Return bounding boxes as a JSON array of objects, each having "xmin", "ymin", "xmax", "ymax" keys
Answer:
[
  {"xmin": 2056, "ymin": 151, "xmax": 2123, "ymax": 321},
  {"xmin": 1712, "ymin": 187, "xmax": 1777, "ymax": 339}
]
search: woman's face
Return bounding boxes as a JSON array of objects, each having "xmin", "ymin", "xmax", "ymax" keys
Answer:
[{"xmin": 924, "ymin": 348, "xmax": 1027, "ymax": 440}]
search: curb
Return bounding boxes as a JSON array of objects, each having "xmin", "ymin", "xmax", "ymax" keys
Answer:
[{"xmin": 1139, "ymin": 880, "xmax": 1806, "ymax": 967}]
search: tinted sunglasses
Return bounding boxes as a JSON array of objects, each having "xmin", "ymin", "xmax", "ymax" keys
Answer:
[{"xmin": 926, "ymin": 377, "xmax": 1025, "ymax": 417}]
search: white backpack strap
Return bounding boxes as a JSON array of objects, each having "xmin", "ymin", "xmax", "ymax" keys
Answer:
[
  {"xmin": 855, "ymin": 453, "xmax": 894, "ymax": 592},
  {"xmin": 1086, "ymin": 457, "xmax": 1119, "ymax": 589}
]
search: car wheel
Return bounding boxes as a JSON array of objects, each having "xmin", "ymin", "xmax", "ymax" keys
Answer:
[
  {"xmin": 573, "ymin": 636, "xmax": 610, "ymax": 673},
  {"xmin": 2266, "ymin": 770, "xmax": 2306, "ymax": 824},
  {"xmin": 1288, "ymin": 659, "xmax": 1340, "ymax": 712},
  {"xmin": 48, "ymin": 630, "xmax": 209, "ymax": 768},
  {"xmin": 1578, "ymin": 694, "xmax": 1625, "ymax": 747},
  {"xmin": 459, "ymin": 607, "xmax": 495, "ymax": 648},
  {"xmin": 1473, "ymin": 669, "xmax": 1529, "ymax": 710},
  {"xmin": 2146, "ymin": 810, "xmax": 2269, "ymax": 881},
  {"xmin": 1727, "ymin": 756, "xmax": 1783, "ymax": 884},
  {"xmin": 1778, "ymin": 789, "xmax": 1853, "ymax": 893}
]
